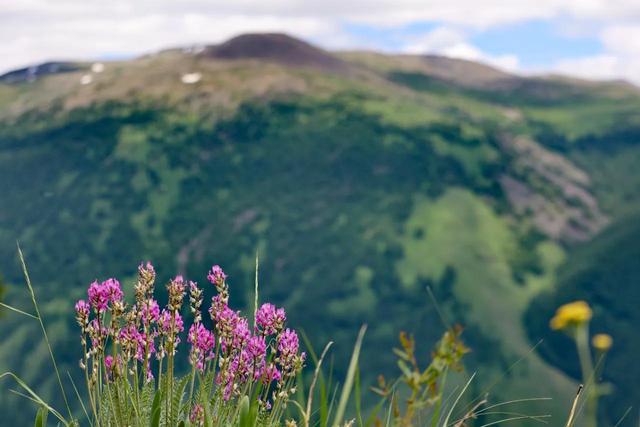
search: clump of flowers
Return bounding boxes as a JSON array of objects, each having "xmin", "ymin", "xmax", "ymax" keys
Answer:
[{"xmin": 74, "ymin": 262, "xmax": 305, "ymax": 426}]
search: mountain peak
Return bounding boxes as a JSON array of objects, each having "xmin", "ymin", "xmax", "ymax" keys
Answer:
[{"xmin": 202, "ymin": 33, "xmax": 348, "ymax": 72}]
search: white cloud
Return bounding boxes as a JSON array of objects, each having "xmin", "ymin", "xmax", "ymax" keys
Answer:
[
  {"xmin": 545, "ymin": 24, "xmax": 640, "ymax": 83},
  {"xmin": 551, "ymin": 54, "xmax": 622, "ymax": 80},
  {"xmin": 601, "ymin": 25, "xmax": 640, "ymax": 54},
  {"xmin": 402, "ymin": 27, "xmax": 467, "ymax": 53},
  {"xmin": 551, "ymin": 54, "xmax": 640, "ymax": 83},
  {"xmin": 402, "ymin": 26, "xmax": 520, "ymax": 72}
]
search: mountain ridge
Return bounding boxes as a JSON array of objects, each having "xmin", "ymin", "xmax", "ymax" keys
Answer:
[{"xmin": 2, "ymin": 32, "xmax": 637, "ymax": 92}]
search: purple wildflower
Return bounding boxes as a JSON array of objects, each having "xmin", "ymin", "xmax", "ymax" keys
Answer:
[
  {"xmin": 167, "ymin": 276, "xmax": 186, "ymax": 311},
  {"xmin": 213, "ymin": 303, "xmax": 240, "ymax": 351},
  {"xmin": 247, "ymin": 335, "xmax": 266, "ymax": 359},
  {"xmin": 189, "ymin": 281, "xmax": 203, "ymax": 323},
  {"xmin": 188, "ymin": 323, "xmax": 215, "ymax": 371},
  {"xmin": 255, "ymin": 303, "xmax": 286, "ymax": 335},
  {"xmin": 138, "ymin": 261, "xmax": 155, "ymax": 283},
  {"xmin": 75, "ymin": 299, "xmax": 90, "ymax": 328},
  {"xmin": 87, "ymin": 281, "xmax": 108, "ymax": 313},
  {"xmin": 119, "ymin": 324, "xmax": 142, "ymax": 360},
  {"xmin": 278, "ymin": 328, "xmax": 305, "ymax": 374},
  {"xmin": 87, "ymin": 278, "xmax": 123, "ymax": 313},
  {"xmin": 209, "ymin": 294, "xmax": 228, "ymax": 322},
  {"xmin": 260, "ymin": 363, "xmax": 281, "ymax": 384},
  {"xmin": 105, "ymin": 355, "xmax": 114, "ymax": 377},
  {"xmin": 232, "ymin": 318, "xmax": 251, "ymax": 348},
  {"xmin": 207, "ymin": 265, "xmax": 227, "ymax": 287},
  {"xmin": 140, "ymin": 299, "xmax": 160, "ymax": 323},
  {"xmin": 190, "ymin": 404, "xmax": 204, "ymax": 426},
  {"xmin": 103, "ymin": 278, "xmax": 123, "ymax": 303},
  {"xmin": 87, "ymin": 318, "xmax": 108, "ymax": 349},
  {"xmin": 159, "ymin": 309, "xmax": 184, "ymax": 335}
]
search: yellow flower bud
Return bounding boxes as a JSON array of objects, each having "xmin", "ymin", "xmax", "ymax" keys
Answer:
[
  {"xmin": 549, "ymin": 300, "xmax": 592, "ymax": 330},
  {"xmin": 592, "ymin": 333, "xmax": 613, "ymax": 351}
]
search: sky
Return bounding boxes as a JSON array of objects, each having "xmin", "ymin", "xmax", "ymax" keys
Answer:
[{"xmin": 1, "ymin": 0, "xmax": 640, "ymax": 83}]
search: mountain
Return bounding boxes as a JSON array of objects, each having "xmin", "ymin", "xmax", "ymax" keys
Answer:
[{"xmin": 1, "ymin": 33, "xmax": 640, "ymax": 425}]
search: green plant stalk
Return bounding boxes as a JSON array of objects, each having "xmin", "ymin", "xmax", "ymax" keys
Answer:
[
  {"xmin": 166, "ymin": 309, "xmax": 178, "ymax": 425},
  {"xmin": 18, "ymin": 245, "xmax": 73, "ymax": 421},
  {"xmin": 104, "ymin": 369, "xmax": 120, "ymax": 427},
  {"xmin": 133, "ymin": 359, "xmax": 142, "ymax": 423},
  {"xmin": 188, "ymin": 363, "xmax": 197, "ymax": 413},
  {"xmin": 430, "ymin": 367, "xmax": 448, "ymax": 427},
  {"xmin": 574, "ymin": 325, "xmax": 596, "ymax": 427},
  {"xmin": 157, "ymin": 355, "xmax": 163, "ymax": 412},
  {"xmin": 167, "ymin": 351, "xmax": 174, "ymax": 424},
  {"xmin": 82, "ymin": 339, "xmax": 99, "ymax": 424}
]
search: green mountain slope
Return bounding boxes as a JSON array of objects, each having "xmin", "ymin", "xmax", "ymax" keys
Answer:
[{"xmin": 1, "ymin": 33, "xmax": 639, "ymax": 425}]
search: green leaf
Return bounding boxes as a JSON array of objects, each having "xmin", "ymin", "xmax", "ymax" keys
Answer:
[
  {"xmin": 239, "ymin": 395, "xmax": 251, "ymax": 427},
  {"xmin": 34, "ymin": 406, "xmax": 47, "ymax": 427},
  {"xmin": 332, "ymin": 325, "xmax": 367, "ymax": 427},
  {"xmin": 171, "ymin": 375, "xmax": 190, "ymax": 425},
  {"xmin": 397, "ymin": 360, "xmax": 412, "ymax": 378},
  {"xmin": 203, "ymin": 401, "xmax": 212, "ymax": 427},
  {"xmin": 150, "ymin": 389, "xmax": 162, "ymax": 427},
  {"xmin": 150, "ymin": 406, "xmax": 161, "ymax": 427}
]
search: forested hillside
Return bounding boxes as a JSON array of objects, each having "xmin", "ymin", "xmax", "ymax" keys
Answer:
[{"xmin": 1, "ymin": 34, "xmax": 639, "ymax": 425}]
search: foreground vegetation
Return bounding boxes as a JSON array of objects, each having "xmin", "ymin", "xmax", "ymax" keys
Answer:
[{"xmin": 1, "ymin": 247, "xmax": 621, "ymax": 426}]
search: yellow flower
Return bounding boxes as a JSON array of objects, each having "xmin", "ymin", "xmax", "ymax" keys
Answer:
[
  {"xmin": 592, "ymin": 333, "xmax": 613, "ymax": 351},
  {"xmin": 550, "ymin": 300, "xmax": 592, "ymax": 330}
]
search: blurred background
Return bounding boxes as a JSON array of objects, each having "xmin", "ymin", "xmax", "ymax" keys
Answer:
[{"xmin": 0, "ymin": 1, "xmax": 639, "ymax": 425}]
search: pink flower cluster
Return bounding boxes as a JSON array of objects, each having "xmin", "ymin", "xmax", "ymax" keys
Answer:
[
  {"xmin": 278, "ymin": 328, "xmax": 303, "ymax": 373},
  {"xmin": 75, "ymin": 261, "xmax": 305, "ymax": 408},
  {"xmin": 255, "ymin": 303, "xmax": 286, "ymax": 335},
  {"xmin": 207, "ymin": 265, "xmax": 227, "ymax": 286},
  {"xmin": 188, "ymin": 323, "xmax": 215, "ymax": 371},
  {"xmin": 87, "ymin": 278, "xmax": 123, "ymax": 313},
  {"xmin": 207, "ymin": 287, "xmax": 304, "ymax": 401}
]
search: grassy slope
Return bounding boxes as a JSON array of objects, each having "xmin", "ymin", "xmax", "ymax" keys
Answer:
[{"xmin": 0, "ymin": 43, "xmax": 639, "ymax": 425}]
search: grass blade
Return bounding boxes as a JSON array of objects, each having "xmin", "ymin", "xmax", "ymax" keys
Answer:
[
  {"xmin": 17, "ymin": 244, "xmax": 73, "ymax": 421},
  {"xmin": 1, "ymin": 372, "xmax": 67, "ymax": 424},
  {"xmin": 253, "ymin": 251, "xmax": 259, "ymax": 327},
  {"xmin": 305, "ymin": 341, "xmax": 333, "ymax": 427},
  {"xmin": 565, "ymin": 385, "xmax": 583, "ymax": 427},
  {"xmin": 0, "ymin": 302, "xmax": 38, "ymax": 319},
  {"xmin": 67, "ymin": 371, "xmax": 92, "ymax": 426},
  {"xmin": 332, "ymin": 325, "xmax": 367, "ymax": 427},
  {"xmin": 442, "ymin": 372, "xmax": 475, "ymax": 427}
]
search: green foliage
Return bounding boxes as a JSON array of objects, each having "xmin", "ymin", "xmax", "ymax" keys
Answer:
[{"xmin": 373, "ymin": 327, "xmax": 469, "ymax": 426}]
